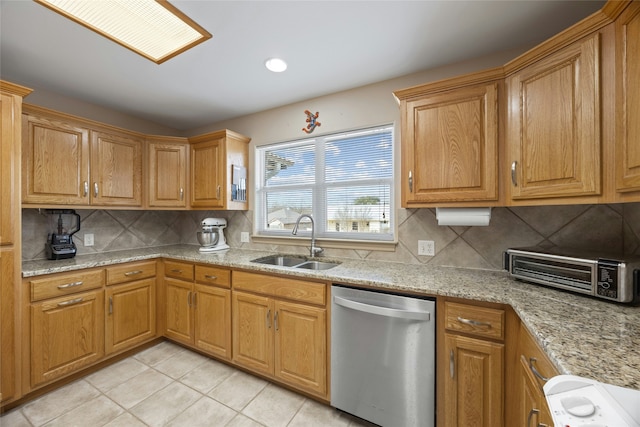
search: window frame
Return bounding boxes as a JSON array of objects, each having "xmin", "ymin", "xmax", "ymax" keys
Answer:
[{"xmin": 254, "ymin": 124, "xmax": 396, "ymax": 247}]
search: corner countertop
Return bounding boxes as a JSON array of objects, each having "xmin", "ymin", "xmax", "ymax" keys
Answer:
[{"xmin": 22, "ymin": 244, "xmax": 640, "ymax": 390}]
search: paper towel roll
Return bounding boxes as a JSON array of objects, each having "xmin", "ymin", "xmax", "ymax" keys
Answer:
[{"xmin": 435, "ymin": 207, "xmax": 491, "ymax": 226}]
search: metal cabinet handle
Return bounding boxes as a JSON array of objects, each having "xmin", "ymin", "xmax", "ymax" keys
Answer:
[
  {"xmin": 57, "ymin": 297, "xmax": 84, "ymax": 307},
  {"xmin": 179, "ymin": 187, "xmax": 184, "ymax": 201},
  {"xmin": 449, "ymin": 349, "xmax": 455, "ymax": 379},
  {"xmin": 527, "ymin": 409, "xmax": 548, "ymax": 427},
  {"xmin": 529, "ymin": 357, "xmax": 550, "ymax": 382},
  {"xmin": 192, "ymin": 292, "xmax": 197, "ymax": 308},
  {"xmin": 171, "ymin": 269, "xmax": 183, "ymax": 273},
  {"xmin": 93, "ymin": 182, "xmax": 99, "ymax": 197},
  {"xmin": 266, "ymin": 309, "xmax": 271, "ymax": 329},
  {"xmin": 408, "ymin": 170, "xmax": 413, "ymax": 193},
  {"xmin": 83, "ymin": 181, "xmax": 89, "ymax": 197},
  {"xmin": 456, "ymin": 316, "xmax": 492, "ymax": 328},
  {"xmin": 57, "ymin": 281, "xmax": 83, "ymax": 289},
  {"xmin": 204, "ymin": 275, "xmax": 217, "ymax": 280},
  {"xmin": 187, "ymin": 291, "xmax": 192, "ymax": 307},
  {"xmin": 124, "ymin": 270, "xmax": 143, "ymax": 276},
  {"xmin": 216, "ymin": 185, "xmax": 221, "ymax": 199},
  {"xmin": 109, "ymin": 296, "xmax": 113, "ymax": 314},
  {"xmin": 511, "ymin": 161, "xmax": 518, "ymax": 186},
  {"xmin": 274, "ymin": 311, "xmax": 279, "ymax": 331}
]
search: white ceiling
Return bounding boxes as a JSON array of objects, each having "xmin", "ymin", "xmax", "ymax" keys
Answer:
[{"xmin": 1, "ymin": 0, "xmax": 605, "ymax": 131}]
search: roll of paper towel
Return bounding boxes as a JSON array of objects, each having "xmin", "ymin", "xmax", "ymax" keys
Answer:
[{"xmin": 435, "ymin": 207, "xmax": 491, "ymax": 226}]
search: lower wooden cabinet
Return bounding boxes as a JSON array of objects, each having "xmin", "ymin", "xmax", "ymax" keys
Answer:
[
  {"xmin": 232, "ymin": 271, "xmax": 328, "ymax": 398},
  {"xmin": 508, "ymin": 323, "xmax": 559, "ymax": 427},
  {"xmin": 164, "ymin": 261, "xmax": 232, "ymax": 360},
  {"xmin": 30, "ymin": 290, "xmax": 105, "ymax": 387},
  {"xmin": 440, "ymin": 300, "xmax": 505, "ymax": 427}
]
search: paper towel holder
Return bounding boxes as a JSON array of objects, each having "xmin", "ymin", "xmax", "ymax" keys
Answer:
[{"xmin": 436, "ymin": 207, "xmax": 491, "ymax": 226}]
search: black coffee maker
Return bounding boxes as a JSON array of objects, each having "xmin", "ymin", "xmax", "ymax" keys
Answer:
[{"xmin": 45, "ymin": 209, "xmax": 81, "ymax": 260}]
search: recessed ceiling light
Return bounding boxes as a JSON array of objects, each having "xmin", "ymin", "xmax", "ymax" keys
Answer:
[
  {"xmin": 34, "ymin": 0, "xmax": 212, "ymax": 64},
  {"xmin": 265, "ymin": 58, "xmax": 287, "ymax": 73}
]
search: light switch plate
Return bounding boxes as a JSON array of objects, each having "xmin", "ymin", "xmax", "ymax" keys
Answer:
[
  {"xmin": 84, "ymin": 233, "xmax": 94, "ymax": 247},
  {"xmin": 240, "ymin": 232, "xmax": 250, "ymax": 243},
  {"xmin": 418, "ymin": 240, "xmax": 435, "ymax": 256}
]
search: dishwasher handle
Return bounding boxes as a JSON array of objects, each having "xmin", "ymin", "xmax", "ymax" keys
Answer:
[{"xmin": 333, "ymin": 295, "xmax": 431, "ymax": 321}]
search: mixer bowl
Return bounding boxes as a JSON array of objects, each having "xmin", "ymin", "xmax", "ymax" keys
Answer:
[{"xmin": 197, "ymin": 231, "xmax": 219, "ymax": 247}]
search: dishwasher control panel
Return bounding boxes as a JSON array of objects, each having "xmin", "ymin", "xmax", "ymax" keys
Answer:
[{"xmin": 544, "ymin": 375, "xmax": 640, "ymax": 427}]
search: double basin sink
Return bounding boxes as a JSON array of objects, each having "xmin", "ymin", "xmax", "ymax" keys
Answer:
[{"xmin": 251, "ymin": 255, "xmax": 340, "ymax": 271}]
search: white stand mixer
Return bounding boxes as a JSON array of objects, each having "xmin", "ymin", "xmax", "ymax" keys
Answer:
[{"xmin": 197, "ymin": 218, "xmax": 229, "ymax": 252}]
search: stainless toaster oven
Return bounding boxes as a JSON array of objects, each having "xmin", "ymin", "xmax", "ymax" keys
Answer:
[{"xmin": 504, "ymin": 247, "xmax": 640, "ymax": 304}]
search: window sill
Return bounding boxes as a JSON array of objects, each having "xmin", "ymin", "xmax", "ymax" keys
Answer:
[{"xmin": 250, "ymin": 235, "xmax": 397, "ymax": 252}]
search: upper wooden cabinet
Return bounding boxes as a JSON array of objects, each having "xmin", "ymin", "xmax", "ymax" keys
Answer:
[
  {"xmin": 615, "ymin": 2, "xmax": 640, "ymax": 194},
  {"xmin": 147, "ymin": 137, "xmax": 189, "ymax": 208},
  {"xmin": 22, "ymin": 112, "xmax": 90, "ymax": 205},
  {"xmin": 394, "ymin": 70, "xmax": 502, "ymax": 207},
  {"xmin": 189, "ymin": 130, "xmax": 250, "ymax": 210},
  {"xmin": 506, "ymin": 32, "xmax": 602, "ymax": 202},
  {"xmin": 22, "ymin": 106, "xmax": 144, "ymax": 208},
  {"xmin": 91, "ymin": 130, "xmax": 143, "ymax": 207}
]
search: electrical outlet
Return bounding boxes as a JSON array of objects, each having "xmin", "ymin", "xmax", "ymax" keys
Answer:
[
  {"xmin": 84, "ymin": 233, "xmax": 94, "ymax": 247},
  {"xmin": 240, "ymin": 232, "xmax": 250, "ymax": 243},
  {"xmin": 418, "ymin": 240, "xmax": 435, "ymax": 256}
]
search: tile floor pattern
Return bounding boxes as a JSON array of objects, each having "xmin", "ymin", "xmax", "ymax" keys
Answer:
[{"xmin": 1, "ymin": 342, "xmax": 375, "ymax": 427}]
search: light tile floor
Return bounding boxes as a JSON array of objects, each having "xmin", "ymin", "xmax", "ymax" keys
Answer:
[{"xmin": 1, "ymin": 341, "xmax": 375, "ymax": 427}]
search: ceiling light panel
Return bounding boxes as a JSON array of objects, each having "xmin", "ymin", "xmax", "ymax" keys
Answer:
[{"xmin": 35, "ymin": 0, "xmax": 212, "ymax": 64}]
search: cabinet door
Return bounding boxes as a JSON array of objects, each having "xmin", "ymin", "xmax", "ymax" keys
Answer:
[
  {"xmin": 232, "ymin": 291, "xmax": 273, "ymax": 375},
  {"xmin": 194, "ymin": 284, "xmax": 231, "ymax": 360},
  {"xmin": 148, "ymin": 141, "xmax": 187, "ymax": 207},
  {"xmin": 402, "ymin": 82, "xmax": 499, "ymax": 205},
  {"xmin": 31, "ymin": 290, "xmax": 104, "ymax": 387},
  {"xmin": 615, "ymin": 3, "xmax": 640, "ymax": 192},
  {"xmin": 1, "ymin": 94, "xmax": 16, "ymax": 245},
  {"xmin": 90, "ymin": 130, "xmax": 143, "ymax": 206},
  {"xmin": 507, "ymin": 33, "xmax": 601, "ymax": 200},
  {"xmin": 106, "ymin": 278, "xmax": 156, "ymax": 355},
  {"xmin": 274, "ymin": 300, "xmax": 327, "ymax": 397},
  {"xmin": 22, "ymin": 113, "xmax": 90, "ymax": 205},
  {"xmin": 0, "ymin": 250, "xmax": 16, "ymax": 402},
  {"xmin": 443, "ymin": 334, "xmax": 504, "ymax": 427},
  {"xmin": 165, "ymin": 278, "xmax": 193, "ymax": 344},
  {"xmin": 517, "ymin": 355, "xmax": 554, "ymax": 427},
  {"xmin": 190, "ymin": 138, "xmax": 224, "ymax": 208}
]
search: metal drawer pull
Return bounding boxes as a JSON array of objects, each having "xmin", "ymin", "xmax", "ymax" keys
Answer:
[
  {"xmin": 57, "ymin": 281, "xmax": 83, "ymax": 289},
  {"xmin": 529, "ymin": 357, "xmax": 550, "ymax": 382},
  {"xmin": 266, "ymin": 309, "xmax": 271, "ymax": 329},
  {"xmin": 171, "ymin": 269, "xmax": 183, "ymax": 273},
  {"xmin": 511, "ymin": 161, "xmax": 518, "ymax": 186},
  {"xmin": 124, "ymin": 270, "xmax": 143, "ymax": 276},
  {"xmin": 204, "ymin": 275, "xmax": 217, "ymax": 280},
  {"xmin": 57, "ymin": 297, "xmax": 84, "ymax": 307},
  {"xmin": 456, "ymin": 316, "xmax": 492, "ymax": 328},
  {"xmin": 449, "ymin": 349, "xmax": 455, "ymax": 379}
]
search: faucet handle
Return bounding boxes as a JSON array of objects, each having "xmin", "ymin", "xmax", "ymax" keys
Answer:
[{"xmin": 311, "ymin": 246, "xmax": 324, "ymax": 256}]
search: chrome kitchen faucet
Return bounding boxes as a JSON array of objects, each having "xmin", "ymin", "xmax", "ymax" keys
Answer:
[{"xmin": 292, "ymin": 214, "xmax": 323, "ymax": 257}]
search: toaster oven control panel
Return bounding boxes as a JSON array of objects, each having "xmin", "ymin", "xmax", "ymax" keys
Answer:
[{"xmin": 596, "ymin": 260, "xmax": 620, "ymax": 300}]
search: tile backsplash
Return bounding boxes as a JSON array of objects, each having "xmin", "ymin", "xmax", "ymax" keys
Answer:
[{"xmin": 22, "ymin": 203, "xmax": 640, "ymax": 270}]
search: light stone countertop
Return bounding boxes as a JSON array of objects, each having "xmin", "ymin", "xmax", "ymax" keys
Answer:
[{"xmin": 22, "ymin": 244, "xmax": 640, "ymax": 390}]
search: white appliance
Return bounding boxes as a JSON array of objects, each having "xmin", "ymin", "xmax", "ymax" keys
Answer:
[
  {"xmin": 196, "ymin": 218, "xmax": 229, "ymax": 252},
  {"xmin": 331, "ymin": 285, "xmax": 436, "ymax": 427},
  {"xmin": 544, "ymin": 375, "xmax": 640, "ymax": 427}
]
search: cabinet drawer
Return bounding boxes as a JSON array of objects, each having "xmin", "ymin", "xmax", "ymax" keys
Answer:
[
  {"xmin": 164, "ymin": 260, "xmax": 194, "ymax": 281},
  {"xmin": 106, "ymin": 260, "xmax": 156, "ymax": 285},
  {"xmin": 233, "ymin": 271, "xmax": 326, "ymax": 306},
  {"xmin": 195, "ymin": 265, "xmax": 230, "ymax": 288},
  {"xmin": 518, "ymin": 323, "xmax": 559, "ymax": 385},
  {"xmin": 30, "ymin": 269, "xmax": 104, "ymax": 302},
  {"xmin": 445, "ymin": 301, "xmax": 505, "ymax": 340}
]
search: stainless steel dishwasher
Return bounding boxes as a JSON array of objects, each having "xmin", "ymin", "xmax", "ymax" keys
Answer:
[{"xmin": 331, "ymin": 284, "xmax": 436, "ymax": 427}]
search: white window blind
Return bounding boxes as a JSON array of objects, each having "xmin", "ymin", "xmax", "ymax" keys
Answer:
[{"xmin": 256, "ymin": 124, "xmax": 394, "ymax": 242}]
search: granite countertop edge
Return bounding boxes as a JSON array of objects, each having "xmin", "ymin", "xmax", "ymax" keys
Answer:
[{"xmin": 22, "ymin": 244, "xmax": 640, "ymax": 390}]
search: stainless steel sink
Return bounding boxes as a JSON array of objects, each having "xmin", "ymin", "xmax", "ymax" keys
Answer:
[
  {"xmin": 295, "ymin": 261, "xmax": 340, "ymax": 270},
  {"xmin": 251, "ymin": 255, "xmax": 340, "ymax": 270}
]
